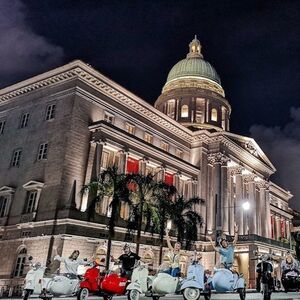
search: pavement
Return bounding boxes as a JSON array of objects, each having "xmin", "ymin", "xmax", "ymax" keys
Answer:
[{"xmin": 3, "ymin": 293, "xmax": 300, "ymax": 300}]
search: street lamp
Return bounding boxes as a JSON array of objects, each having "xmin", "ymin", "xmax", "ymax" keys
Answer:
[{"xmin": 242, "ymin": 201, "xmax": 250, "ymax": 211}]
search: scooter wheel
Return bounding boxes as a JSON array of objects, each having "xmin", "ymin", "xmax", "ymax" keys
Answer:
[
  {"xmin": 127, "ymin": 290, "xmax": 140, "ymax": 300},
  {"xmin": 263, "ymin": 293, "xmax": 271, "ymax": 300},
  {"xmin": 77, "ymin": 288, "xmax": 89, "ymax": 300},
  {"xmin": 237, "ymin": 288, "xmax": 246, "ymax": 300},
  {"xmin": 183, "ymin": 288, "xmax": 200, "ymax": 300},
  {"xmin": 152, "ymin": 296, "xmax": 160, "ymax": 300}
]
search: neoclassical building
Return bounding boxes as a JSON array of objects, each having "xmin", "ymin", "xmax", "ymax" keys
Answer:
[{"xmin": 0, "ymin": 37, "xmax": 294, "ymax": 292}]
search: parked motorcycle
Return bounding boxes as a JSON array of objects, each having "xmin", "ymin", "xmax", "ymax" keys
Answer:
[
  {"xmin": 126, "ymin": 263, "xmax": 150, "ymax": 300},
  {"xmin": 281, "ymin": 270, "xmax": 300, "ymax": 293},
  {"xmin": 254, "ymin": 253, "xmax": 275, "ymax": 300},
  {"xmin": 211, "ymin": 268, "xmax": 246, "ymax": 300},
  {"xmin": 77, "ymin": 262, "xmax": 128, "ymax": 300},
  {"xmin": 180, "ymin": 259, "xmax": 206, "ymax": 300},
  {"xmin": 23, "ymin": 259, "xmax": 48, "ymax": 300}
]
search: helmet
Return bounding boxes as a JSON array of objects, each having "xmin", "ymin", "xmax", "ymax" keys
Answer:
[
  {"xmin": 218, "ymin": 237, "xmax": 227, "ymax": 248},
  {"xmin": 123, "ymin": 243, "xmax": 130, "ymax": 250}
]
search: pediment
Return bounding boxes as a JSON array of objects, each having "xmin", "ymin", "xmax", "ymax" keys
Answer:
[
  {"xmin": 23, "ymin": 180, "xmax": 44, "ymax": 190},
  {"xmin": 223, "ymin": 132, "xmax": 276, "ymax": 173},
  {"xmin": 0, "ymin": 186, "xmax": 15, "ymax": 195}
]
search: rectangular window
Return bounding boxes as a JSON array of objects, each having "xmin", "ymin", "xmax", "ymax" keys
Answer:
[
  {"xmin": 175, "ymin": 149, "xmax": 183, "ymax": 159},
  {"xmin": 37, "ymin": 143, "xmax": 48, "ymax": 160},
  {"xmin": 126, "ymin": 123, "xmax": 135, "ymax": 134},
  {"xmin": 11, "ymin": 149, "xmax": 22, "ymax": 167},
  {"xmin": 101, "ymin": 151, "xmax": 110, "ymax": 169},
  {"xmin": 161, "ymin": 142, "xmax": 169, "ymax": 152},
  {"xmin": 166, "ymin": 100, "xmax": 175, "ymax": 118},
  {"xmin": 0, "ymin": 120, "xmax": 5, "ymax": 134},
  {"xmin": 20, "ymin": 113, "xmax": 29, "ymax": 128},
  {"xmin": 24, "ymin": 191, "xmax": 38, "ymax": 213},
  {"xmin": 104, "ymin": 112, "xmax": 114, "ymax": 124},
  {"xmin": 0, "ymin": 196, "xmax": 8, "ymax": 217},
  {"xmin": 45, "ymin": 104, "xmax": 56, "ymax": 120},
  {"xmin": 144, "ymin": 133, "xmax": 153, "ymax": 144}
]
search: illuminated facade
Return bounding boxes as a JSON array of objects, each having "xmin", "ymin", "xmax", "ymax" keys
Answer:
[{"xmin": 0, "ymin": 37, "xmax": 294, "ymax": 292}]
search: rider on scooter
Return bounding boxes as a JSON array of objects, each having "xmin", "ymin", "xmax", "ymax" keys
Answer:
[
  {"xmin": 208, "ymin": 223, "xmax": 239, "ymax": 270},
  {"xmin": 53, "ymin": 246, "xmax": 90, "ymax": 276},
  {"xmin": 281, "ymin": 251, "xmax": 299, "ymax": 275},
  {"xmin": 111, "ymin": 244, "xmax": 140, "ymax": 279},
  {"xmin": 165, "ymin": 228, "xmax": 182, "ymax": 277}
]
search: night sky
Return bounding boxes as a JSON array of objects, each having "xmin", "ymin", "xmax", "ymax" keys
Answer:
[{"xmin": 0, "ymin": 1, "xmax": 300, "ymax": 209}]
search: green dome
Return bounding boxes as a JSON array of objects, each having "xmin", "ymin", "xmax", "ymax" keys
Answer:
[{"xmin": 166, "ymin": 57, "xmax": 221, "ymax": 85}]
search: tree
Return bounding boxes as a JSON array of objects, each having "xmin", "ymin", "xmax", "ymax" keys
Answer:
[
  {"xmin": 82, "ymin": 166, "xmax": 130, "ymax": 269},
  {"xmin": 168, "ymin": 195, "xmax": 203, "ymax": 249},
  {"xmin": 126, "ymin": 173, "xmax": 158, "ymax": 255},
  {"xmin": 152, "ymin": 181, "xmax": 177, "ymax": 264}
]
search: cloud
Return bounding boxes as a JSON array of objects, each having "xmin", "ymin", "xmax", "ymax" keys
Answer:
[
  {"xmin": 250, "ymin": 107, "xmax": 300, "ymax": 210},
  {"xmin": 0, "ymin": 0, "xmax": 63, "ymax": 87}
]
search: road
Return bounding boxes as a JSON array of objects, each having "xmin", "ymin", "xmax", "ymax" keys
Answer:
[{"xmin": 4, "ymin": 293, "xmax": 300, "ymax": 300}]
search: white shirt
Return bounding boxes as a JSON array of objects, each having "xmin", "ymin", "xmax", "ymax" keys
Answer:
[{"xmin": 54, "ymin": 255, "xmax": 88, "ymax": 275}]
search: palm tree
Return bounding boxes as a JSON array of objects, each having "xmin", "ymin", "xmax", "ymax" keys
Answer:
[
  {"xmin": 82, "ymin": 166, "xmax": 130, "ymax": 269},
  {"xmin": 152, "ymin": 181, "xmax": 177, "ymax": 264},
  {"xmin": 126, "ymin": 173, "xmax": 158, "ymax": 255},
  {"xmin": 168, "ymin": 195, "xmax": 203, "ymax": 249}
]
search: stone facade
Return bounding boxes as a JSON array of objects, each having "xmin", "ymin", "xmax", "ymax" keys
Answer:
[{"xmin": 0, "ymin": 44, "xmax": 294, "ymax": 292}]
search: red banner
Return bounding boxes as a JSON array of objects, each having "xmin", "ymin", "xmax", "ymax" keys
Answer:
[
  {"xmin": 164, "ymin": 173, "xmax": 174, "ymax": 186},
  {"xmin": 126, "ymin": 157, "xmax": 139, "ymax": 174},
  {"xmin": 271, "ymin": 216, "xmax": 274, "ymax": 239}
]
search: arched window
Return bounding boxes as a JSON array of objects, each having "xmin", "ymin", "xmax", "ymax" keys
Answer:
[
  {"xmin": 181, "ymin": 105, "xmax": 189, "ymax": 118},
  {"xmin": 211, "ymin": 108, "xmax": 218, "ymax": 122},
  {"xmin": 14, "ymin": 248, "xmax": 27, "ymax": 277}
]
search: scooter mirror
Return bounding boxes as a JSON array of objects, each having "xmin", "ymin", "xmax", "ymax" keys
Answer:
[{"xmin": 28, "ymin": 256, "xmax": 33, "ymax": 261}]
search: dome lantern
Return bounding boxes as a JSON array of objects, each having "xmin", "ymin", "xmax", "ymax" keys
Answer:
[{"xmin": 187, "ymin": 35, "xmax": 203, "ymax": 59}]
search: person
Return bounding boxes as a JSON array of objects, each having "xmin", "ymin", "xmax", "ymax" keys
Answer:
[
  {"xmin": 111, "ymin": 244, "xmax": 140, "ymax": 278},
  {"xmin": 281, "ymin": 251, "xmax": 299, "ymax": 274},
  {"xmin": 164, "ymin": 228, "xmax": 182, "ymax": 277},
  {"xmin": 53, "ymin": 247, "xmax": 90, "ymax": 276},
  {"xmin": 208, "ymin": 223, "xmax": 239, "ymax": 270}
]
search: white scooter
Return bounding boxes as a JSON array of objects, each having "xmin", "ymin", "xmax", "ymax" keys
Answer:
[
  {"xmin": 23, "ymin": 260, "xmax": 48, "ymax": 300},
  {"xmin": 211, "ymin": 268, "xmax": 245, "ymax": 300},
  {"xmin": 180, "ymin": 258, "xmax": 205, "ymax": 300},
  {"xmin": 127, "ymin": 263, "xmax": 181, "ymax": 300},
  {"xmin": 41, "ymin": 273, "xmax": 80, "ymax": 298}
]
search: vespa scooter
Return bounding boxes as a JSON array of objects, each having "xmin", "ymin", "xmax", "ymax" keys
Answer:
[
  {"xmin": 77, "ymin": 262, "xmax": 128, "ymax": 300},
  {"xmin": 23, "ymin": 258, "xmax": 48, "ymax": 300},
  {"xmin": 180, "ymin": 255, "xmax": 205, "ymax": 300}
]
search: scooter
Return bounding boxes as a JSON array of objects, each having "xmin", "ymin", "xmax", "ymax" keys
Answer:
[
  {"xmin": 281, "ymin": 269, "xmax": 300, "ymax": 293},
  {"xmin": 211, "ymin": 268, "xmax": 246, "ymax": 300},
  {"xmin": 254, "ymin": 253, "xmax": 275, "ymax": 300},
  {"xmin": 42, "ymin": 273, "xmax": 80, "ymax": 298},
  {"xmin": 23, "ymin": 259, "xmax": 49, "ymax": 300},
  {"xmin": 180, "ymin": 259, "xmax": 206, "ymax": 300},
  {"xmin": 77, "ymin": 262, "xmax": 128, "ymax": 300},
  {"xmin": 126, "ymin": 263, "xmax": 150, "ymax": 300}
]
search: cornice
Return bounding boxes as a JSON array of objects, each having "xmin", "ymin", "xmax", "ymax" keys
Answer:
[{"xmin": 0, "ymin": 60, "xmax": 194, "ymax": 143}]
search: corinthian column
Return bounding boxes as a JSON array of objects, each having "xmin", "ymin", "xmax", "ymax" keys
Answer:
[
  {"xmin": 207, "ymin": 153, "xmax": 229, "ymax": 235},
  {"xmin": 257, "ymin": 181, "xmax": 266, "ymax": 236},
  {"xmin": 264, "ymin": 182, "xmax": 271, "ymax": 238},
  {"xmin": 118, "ymin": 149, "xmax": 128, "ymax": 174},
  {"xmin": 207, "ymin": 157, "xmax": 214, "ymax": 233},
  {"xmin": 221, "ymin": 157, "xmax": 230, "ymax": 234},
  {"xmin": 232, "ymin": 167, "xmax": 244, "ymax": 235},
  {"xmin": 244, "ymin": 174, "xmax": 257, "ymax": 235}
]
